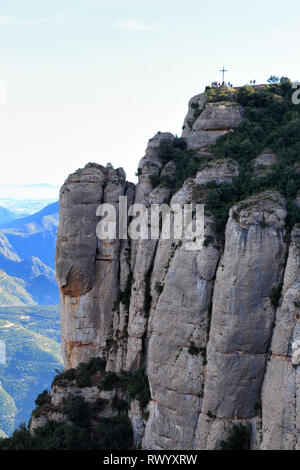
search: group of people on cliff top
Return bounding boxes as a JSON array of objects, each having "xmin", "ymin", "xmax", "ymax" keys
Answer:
[
  {"xmin": 211, "ymin": 81, "xmax": 234, "ymax": 88},
  {"xmin": 211, "ymin": 79, "xmax": 257, "ymax": 88}
]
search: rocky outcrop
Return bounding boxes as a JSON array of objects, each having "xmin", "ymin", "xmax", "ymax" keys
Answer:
[
  {"xmin": 182, "ymin": 95, "xmax": 244, "ymax": 151},
  {"xmin": 194, "ymin": 191, "xmax": 287, "ymax": 449},
  {"xmin": 194, "ymin": 158, "xmax": 240, "ymax": 185},
  {"xmin": 260, "ymin": 225, "xmax": 300, "ymax": 450},
  {"xmin": 144, "ymin": 222, "xmax": 220, "ymax": 449},
  {"xmin": 56, "ymin": 164, "xmax": 129, "ymax": 368},
  {"xmin": 252, "ymin": 150, "xmax": 279, "ymax": 177},
  {"xmin": 52, "ymin": 87, "xmax": 300, "ymax": 450}
]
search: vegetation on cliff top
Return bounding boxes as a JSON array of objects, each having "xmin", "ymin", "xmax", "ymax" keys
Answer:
[
  {"xmin": 206, "ymin": 78, "xmax": 300, "ymax": 235},
  {"xmin": 0, "ymin": 357, "xmax": 151, "ymax": 450},
  {"xmin": 154, "ymin": 77, "xmax": 300, "ymax": 237},
  {"xmin": 2, "ymin": 78, "xmax": 300, "ymax": 450},
  {"xmin": 0, "ymin": 357, "xmax": 135, "ymax": 450}
]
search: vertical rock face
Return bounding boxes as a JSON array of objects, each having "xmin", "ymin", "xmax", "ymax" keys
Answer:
[
  {"xmin": 261, "ymin": 225, "xmax": 300, "ymax": 450},
  {"xmin": 56, "ymin": 164, "xmax": 129, "ymax": 368},
  {"xmin": 194, "ymin": 191, "xmax": 287, "ymax": 449},
  {"xmin": 182, "ymin": 93, "xmax": 244, "ymax": 151},
  {"xmin": 54, "ymin": 88, "xmax": 300, "ymax": 450},
  {"xmin": 56, "ymin": 164, "xmax": 106, "ymax": 298},
  {"xmin": 252, "ymin": 150, "xmax": 279, "ymax": 177},
  {"xmin": 144, "ymin": 229, "xmax": 220, "ymax": 449}
]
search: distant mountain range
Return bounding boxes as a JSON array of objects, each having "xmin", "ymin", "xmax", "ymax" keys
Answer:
[
  {"xmin": 0, "ymin": 183, "xmax": 59, "ymax": 218},
  {"xmin": 0, "ymin": 306, "xmax": 62, "ymax": 436},
  {"xmin": 0, "ymin": 191, "xmax": 62, "ymax": 436},
  {"xmin": 0, "ymin": 207, "xmax": 17, "ymax": 225},
  {"xmin": 0, "ymin": 201, "xmax": 59, "ymax": 306}
]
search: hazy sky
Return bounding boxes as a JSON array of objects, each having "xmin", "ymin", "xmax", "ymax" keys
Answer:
[{"xmin": 0, "ymin": 0, "xmax": 299, "ymax": 186}]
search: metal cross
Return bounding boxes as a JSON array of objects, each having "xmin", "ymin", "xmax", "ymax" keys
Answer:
[{"xmin": 220, "ymin": 66, "xmax": 228, "ymax": 84}]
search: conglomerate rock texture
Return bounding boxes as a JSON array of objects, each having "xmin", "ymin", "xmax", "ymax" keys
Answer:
[{"xmin": 53, "ymin": 89, "xmax": 300, "ymax": 449}]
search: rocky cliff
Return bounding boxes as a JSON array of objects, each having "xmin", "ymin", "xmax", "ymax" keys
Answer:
[{"xmin": 2, "ymin": 82, "xmax": 300, "ymax": 450}]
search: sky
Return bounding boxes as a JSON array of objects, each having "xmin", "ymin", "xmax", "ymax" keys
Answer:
[{"xmin": 0, "ymin": 0, "xmax": 299, "ymax": 187}]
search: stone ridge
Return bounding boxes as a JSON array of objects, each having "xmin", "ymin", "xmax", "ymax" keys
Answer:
[
  {"xmin": 182, "ymin": 91, "xmax": 244, "ymax": 150},
  {"xmin": 52, "ymin": 88, "xmax": 300, "ymax": 449}
]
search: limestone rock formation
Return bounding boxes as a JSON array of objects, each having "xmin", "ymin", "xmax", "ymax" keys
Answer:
[
  {"xmin": 194, "ymin": 190, "xmax": 287, "ymax": 449},
  {"xmin": 182, "ymin": 95, "xmax": 244, "ymax": 151},
  {"xmin": 260, "ymin": 225, "xmax": 300, "ymax": 450},
  {"xmin": 252, "ymin": 150, "xmax": 279, "ymax": 177},
  {"xmin": 36, "ymin": 85, "xmax": 300, "ymax": 450},
  {"xmin": 194, "ymin": 158, "xmax": 240, "ymax": 185},
  {"xmin": 56, "ymin": 164, "xmax": 129, "ymax": 368}
]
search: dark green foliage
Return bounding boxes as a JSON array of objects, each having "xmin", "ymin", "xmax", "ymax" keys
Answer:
[
  {"xmin": 203, "ymin": 235, "xmax": 214, "ymax": 247},
  {"xmin": 90, "ymin": 397, "xmax": 108, "ymax": 414},
  {"xmin": 188, "ymin": 342, "xmax": 207, "ymax": 364},
  {"xmin": 199, "ymin": 347, "xmax": 207, "ymax": 360},
  {"xmin": 118, "ymin": 272, "xmax": 133, "ymax": 311},
  {"xmin": 150, "ymin": 173, "xmax": 160, "ymax": 187},
  {"xmin": 267, "ymin": 75, "xmax": 280, "ymax": 84},
  {"xmin": 0, "ymin": 416, "xmax": 133, "ymax": 451},
  {"xmin": 157, "ymin": 138, "xmax": 174, "ymax": 162},
  {"xmin": 205, "ymin": 86, "xmax": 236, "ymax": 103},
  {"xmin": 101, "ymin": 372, "xmax": 121, "ymax": 390},
  {"xmin": 52, "ymin": 367, "xmax": 76, "ymax": 386},
  {"xmin": 101, "ymin": 369, "xmax": 151, "ymax": 410},
  {"xmin": 193, "ymin": 108, "xmax": 202, "ymax": 120},
  {"xmin": 188, "ymin": 341, "xmax": 200, "ymax": 355},
  {"xmin": 0, "ymin": 424, "xmax": 34, "ymax": 450},
  {"xmin": 112, "ymin": 396, "xmax": 129, "ymax": 414},
  {"xmin": 154, "ymin": 281, "xmax": 164, "ymax": 295},
  {"xmin": 95, "ymin": 415, "xmax": 133, "ymax": 450},
  {"xmin": 74, "ymin": 362, "xmax": 93, "ymax": 387},
  {"xmin": 106, "ymin": 337, "xmax": 118, "ymax": 353},
  {"xmin": 62, "ymin": 395, "xmax": 91, "ymax": 427},
  {"xmin": 0, "ymin": 354, "xmax": 134, "ymax": 450},
  {"xmin": 259, "ymin": 219, "xmax": 268, "ymax": 228},
  {"xmin": 270, "ymin": 282, "xmax": 283, "ymax": 308},
  {"xmin": 254, "ymin": 399, "xmax": 262, "ymax": 418},
  {"xmin": 237, "ymin": 86, "xmax": 255, "ymax": 106},
  {"xmin": 32, "ymin": 421, "xmax": 91, "ymax": 450},
  {"xmin": 123, "ymin": 369, "xmax": 151, "ymax": 409},
  {"xmin": 220, "ymin": 424, "xmax": 250, "ymax": 450},
  {"xmin": 155, "ymin": 82, "xmax": 300, "ymax": 240},
  {"xmin": 87, "ymin": 357, "xmax": 106, "ymax": 373},
  {"xmin": 143, "ymin": 269, "xmax": 152, "ymax": 318},
  {"xmin": 35, "ymin": 390, "xmax": 50, "ymax": 407},
  {"xmin": 32, "ymin": 391, "xmax": 55, "ymax": 419},
  {"xmin": 204, "ymin": 80, "xmax": 300, "ymax": 236},
  {"xmin": 52, "ymin": 357, "xmax": 106, "ymax": 388},
  {"xmin": 153, "ymin": 137, "xmax": 200, "ymax": 192}
]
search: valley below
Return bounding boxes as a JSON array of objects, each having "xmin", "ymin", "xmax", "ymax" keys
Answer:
[{"xmin": 0, "ymin": 305, "xmax": 62, "ymax": 436}]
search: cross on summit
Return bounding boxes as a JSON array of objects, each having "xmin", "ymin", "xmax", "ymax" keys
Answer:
[{"xmin": 220, "ymin": 66, "xmax": 228, "ymax": 84}]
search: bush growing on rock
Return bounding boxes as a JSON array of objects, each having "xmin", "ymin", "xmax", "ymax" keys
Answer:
[
  {"xmin": 35, "ymin": 390, "xmax": 50, "ymax": 407},
  {"xmin": 62, "ymin": 395, "xmax": 91, "ymax": 427},
  {"xmin": 220, "ymin": 424, "xmax": 250, "ymax": 450}
]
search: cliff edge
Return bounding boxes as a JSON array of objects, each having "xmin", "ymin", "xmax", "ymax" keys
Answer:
[{"xmin": 1, "ymin": 81, "xmax": 300, "ymax": 450}]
